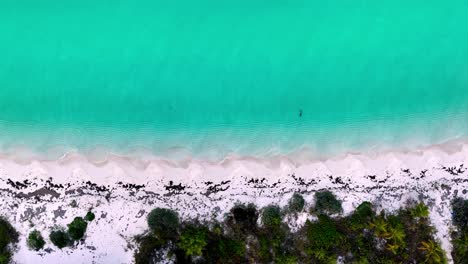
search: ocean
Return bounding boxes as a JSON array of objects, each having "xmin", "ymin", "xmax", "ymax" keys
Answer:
[{"xmin": 1, "ymin": 0, "xmax": 468, "ymax": 159}]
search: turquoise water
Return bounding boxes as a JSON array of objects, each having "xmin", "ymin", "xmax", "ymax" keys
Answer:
[{"xmin": 1, "ymin": 0, "xmax": 468, "ymax": 158}]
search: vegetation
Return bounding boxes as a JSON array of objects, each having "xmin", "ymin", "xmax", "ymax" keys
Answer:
[
  {"xmin": 48, "ymin": 212, "xmax": 95, "ymax": 250},
  {"xmin": 147, "ymin": 208, "xmax": 180, "ymax": 241},
  {"xmin": 27, "ymin": 230, "xmax": 45, "ymax": 251},
  {"xmin": 305, "ymin": 214, "xmax": 344, "ymax": 261},
  {"xmin": 85, "ymin": 211, "xmax": 96, "ymax": 222},
  {"xmin": 261, "ymin": 205, "xmax": 282, "ymax": 228},
  {"xmin": 178, "ymin": 224, "xmax": 208, "ymax": 256},
  {"xmin": 134, "ymin": 234, "xmax": 166, "ymax": 264},
  {"xmin": 226, "ymin": 203, "xmax": 258, "ymax": 236},
  {"xmin": 288, "ymin": 192, "xmax": 305, "ymax": 213},
  {"xmin": 67, "ymin": 217, "xmax": 88, "ymax": 240},
  {"xmin": 0, "ymin": 218, "xmax": 18, "ymax": 264},
  {"xmin": 313, "ymin": 190, "xmax": 343, "ymax": 215},
  {"xmin": 135, "ymin": 191, "xmax": 447, "ymax": 263},
  {"xmin": 452, "ymin": 197, "xmax": 468, "ymax": 263},
  {"xmin": 49, "ymin": 229, "xmax": 70, "ymax": 249}
]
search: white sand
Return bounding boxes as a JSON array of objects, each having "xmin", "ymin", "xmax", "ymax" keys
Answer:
[{"xmin": 1, "ymin": 141, "xmax": 468, "ymax": 263}]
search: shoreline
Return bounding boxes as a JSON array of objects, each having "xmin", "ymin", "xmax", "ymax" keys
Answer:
[
  {"xmin": 1, "ymin": 135, "xmax": 468, "ymax": 165},
  {"xmin": 1, "ymin": 141, "xmax": 468, "ymax": 262}
]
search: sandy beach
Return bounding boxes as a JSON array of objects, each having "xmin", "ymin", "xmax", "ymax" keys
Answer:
[{"xmin": 0, "ymin": 140, "xmax": 467, "ymax": 263}]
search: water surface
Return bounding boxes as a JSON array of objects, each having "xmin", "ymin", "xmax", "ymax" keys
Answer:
[{"xmin": 1, "ymin": 0, "xmax": 468, "ymax": 158}]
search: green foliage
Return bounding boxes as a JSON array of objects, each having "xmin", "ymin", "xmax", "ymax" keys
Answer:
[
  {"xmin": 451, "ymin": 197, "xmax": 468, "ymax": 263},
  {"xmin": 27, "ymin": 230, "xmax": 45, "ymax": 251},
  {"xmin": 67, "ymin": 217, "xmax": 88, "ymax": 240},
  {"xmin": 350, "ymin": 201, "xmax": 374, "ymax": 229},
  {"xmin": 256, "ymin": 226, "xmax": 289, "ymax": 263},
  {"xmin": 132, "ymin": 195, "xmax": 448, "ymax": 264},
  {"xmin": 0, "ymin": 218, "xmax": 18, "ymax": 264},
  {"xmin": 218, "ymin": 238, "xmax": 245, "ymax": 258},
  {"xmin": 369, "ymin": 215, "xmax": 406, "ymax": 255},
  {"xmin": 313, "ymin": 190, "xmax": 342, "ymax": 215},
  {"xmin": 147, "ymin": 208, "xmax": 179, "ymax": 240},
  {"xmin": 276, "ymin": 255, "xmax": 298, "ymax": 264},
  {"xmin": 261, "ymin": 205, "xmax": 282, "ymax": 228},
  {"xmin": 134, "ymin": 235, "xmax": 165, "ymax": 264},
  {"xmin": 410, "ymin": 202, "xmax": 430, "ymax": 219},
  {"xmin": 85, "ymin": 211, "xmax": 96, "ymax": 222},
  {"xmin": 305, "ymin": 214, "xmax": 344, "ymax": 260},
  {"xmin": 453, "ymin": 233, "xmax": 468, "ymax": 263},
  {"xmin": 226, "ymin": 203, "xmax": 259, "ymax": 235},
  {"xmin": 418, "ymin": 240, "xmax": 447, "ymax": 264},
  {"xmin": 203, "ymin": 235, "xmax": 246, "ymax": 263},
  {"xmin": 49, "ymin": 229, "xmax": 70, "ymax": 249},
  {"xmin": 452, "ymin": 197, "xmax": 468, "ymax": 231},
  {"xmin": 288, "ymin": 193, "xmax": 305, "ymax": 213},
  {"xmin": 178, "ymin": 225, "xmax": 208, "ymax": 256}
]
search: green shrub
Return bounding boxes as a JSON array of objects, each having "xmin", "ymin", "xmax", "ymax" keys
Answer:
[
  {"xmin": 85, "ymin": 211, "xmax": 96, "ymax": 222},
  {"xmin": 147, "ymin": 208, "xmax": 179, "ymax": 240},
  {"xmin": 134, "ymin": 235, "xmax": 165, "ymax": 264},
  {"xmin": 0, "ymin": 253, "xmax": 11, "ymax": 264},
  {"xmin": 262, "ymin": 205, "xmax": 282, "ymax": 228},
  {"xmin": 49, "ymin": 229, "xmax": 70, "ymax": 249},
  {"xmin": 305, "ymin": 215, "xmax": 345, "ymax": 262},
  {"xmin": 313, "ymin": 190, "xmax": 342, "ymax": 215},
  {"xmin": 258, "ymin": 234, "xmax": 273, "ymax": 261},
  {"xmin": 178, "ymin": 225, "xmax": 208, "ymax": 256},
  {"xmin": 228, "ymin": 203, "xmax": 259, "ymax": 233},
  {"xmin": 453, "ymin": 233, "xmax": 468, "ymax": 263},
  {"xmin": 452, "ymin": 197, "xmax": 468, "ymax": 231},
  {"xmin": 410, "ymin": 202, "xmax": 430, "ymax": 219},
  {"xmin": 418, "ymin": 240, "xmax": 447, "ymax": 264},
  {"xmin": 306, "ymin": 214, "xmax": 344, "ymax": 250},
  {"xmin": 204, "ymin": 235, "xmax": 246, "ymax": 263},
  {"xmin": 67, "ymin": 217, "xmax": 88, "ymax": 240},
  {"xmin": 219, "ymin": 238, "xmax": 245, "ymax": 258},
  {"xmin": 256, "ymin": 227, "xmax": 288, "ymax": 263},
  {"xmin": 276, "ymin": 255, "xmax": 298, "ymax": 264},
  {"xmin": 350, "ymin": 201, "xmax": 374, "ymax": 229},
  {"xmin": 0, "ymin": 218, "xmax": 18, "ymax": 264},
  {"xmin": 451, "ymin": 198, "xmax": 468, "ymax": 263},
  {"xmin": 27, "ymin": 230, "xmax": 45, "ymax": 251},
  {"xmin": 288, "ymin": 193, "xmax": 305, "ymax": 213}
]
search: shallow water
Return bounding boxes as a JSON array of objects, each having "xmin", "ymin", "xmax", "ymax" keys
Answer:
[{"xmin": 1, "ymin": 0, "xmax": 468, "ymax": 159}]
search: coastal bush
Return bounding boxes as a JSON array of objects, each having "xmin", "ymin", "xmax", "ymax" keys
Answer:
[
  {"xmin": 419, "ymin": 240, "xmax": 447, "ymax": 264},
  {"xmin": 255, "ymin": 225, "xmax": 289, "ymax": 262},
  {"xmin": 350, "ymin": 201, "xmax": 374, "ymax": 229},
  {"xmin": 410, "ymin": 202, "xmax": 430, "ymax": 219},
  {"xmin": 261, "ymin": 205, "xmax": 282, "ymax": 228},
  {"xmin": 0, "ymin": 218, "xmax": 18, "ymax": 264},
  {"xmin": 85, "ymin": 211, "xmax": 96, "ymax": 222},
  {"xmin": 288, "ymin": 192, "xmax": 305, "ymax": 213},
  {"xmin": 132, "ymin": 196, "xmax": 448, "ymax": 264},
  {"xmin": 27, "ymin": 230, "xmax": 45, "ymax": 251},
  {"xmin": 453, "ymin": 233, "xmax": 468, "ymax": 263},
  {"xmin": 147, "ymin": 208, "xmax": 179, "ymax": 240},
  {"xmin": 226, "ymin": 203, "xmax": 258, "ymax": 235},
  {"xmin": 452, "ymin": 197, "xmax": 468, "ymax": 231},
  {"xmin": 451, "ymin": 197, "xmax": 468, "ymax": 263},
  {"xmin": 306, "ymin": 214, "xmax": 344, "ymax": 252},
  {"xmin": 178, "ymin": 225, "xmax": 208, "ymax": 257},
  {"xmin": 49, "ymin": 229, "xmax": 70, "ymax": 249},
  {"xmin": 313, "ymin": 190, "xmax": 342, "ymax": 215},
  {"xmin": 369, "ymin": 214, "xmax": 406, "ymax": 256},
  {"xmin": 67, "ymin": 217, "xmax": 88, "ymax": 240},
  {"xmin": 203, "ymin": 231, "xmax": 246, "ymax": 263},
  {"xmin": 134, "ymin": 235, "xmax": 165, "ymax": 264}
]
